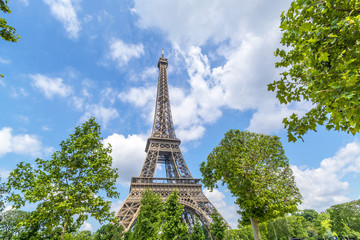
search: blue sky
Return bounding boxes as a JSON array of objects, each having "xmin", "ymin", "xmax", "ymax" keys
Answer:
[{"xmin": 1, "ymin": 0, "xmax": 360, "ymax": 231}]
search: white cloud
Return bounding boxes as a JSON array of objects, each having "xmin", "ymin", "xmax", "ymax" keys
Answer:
[
  {"xmin": 133, "ymin": 0, "xmax": 289, "ymax": 47},
  {"xmin": 129, "ymin": 0, "xmax": 309, "ymax": 136},
  {"xmin": 111, "ymin": 199, "xmax": 124, "ymax": 213},
  {"xmin": 140, "ymin": 67, "xmax": 158, "ymax": 81},
  {"xmin": 15, "ymin": 115, "xmax": 30, "ymax": 124},
  {"xmin": 10, "ymin": 88, "xmax": 29, "ymax": 98},
  {"xmin": 119, "ymin": 87, "xmax": 156, "ymax": 109},
  {"xmin": 29, "ymin": 72, "xmax": 120, "ymax": 129},
  {"xmin": 4, "ymin": 205, "xmax": 14, "ymax": 212},
  {"xmin": 42, "ymin": 126, "xmax": 51, "ymax": 131},
  {"xmin": 100, "ymin": 88, "xmax": 118, "ymax": 105},
  {"xmin": 43, "ymin": 0, "xmax": 81, "ymax": 39},
  {"xmin": 133, "ymin": 0, "xmax": 233, "ymax": 47},
  {"xmin": 80, "ymin": 222, "xmax": 93, "ymax": 231},
  {"xmin": 30, "ymin": 74, "xmax": 73, "ymax": 99},
  {"xmin": 212, "ymin": 33, "xmax": 278, "ymax": 111},
  {"xmin": 247, "ymin": 102, "xmax": 312, "ymax": 134},
  {"xmin": 103, "ymin": 133, "xmax": 147, "ymax": 186},
  {"xmin": 0, "ymin": 127, "xmax": 51, "ymax": 158},
  {"xmin": 80, "ymin": 104, "xmax": 119, "ymax": 129},
  {"xmin": 0, "ymin": 169, "xmax": 10, "ymax": 179},
  {"xmin": 130, "ymin": 67, "xmax": 158, "ymax": 82},
  {"xmin": 72, "ymin": 96, "xmax": 85, "ymax": 111},
  {"xmin": 204, "ymin": 188, "xmax": 240, "ymax": 228},
  {"xmin": 293, "ymin": 141, "xmax": 360, "ymax": 211},
  {"xmin": 19, "ymin": 0, "xmax": 29, "ymax": 6},
  {"xmin": 0, "ymin": 57, "xmax": 10, "ymax": 64},
  {"xmin": 108, "ymin": 38, "xmax": 144, "ymax": 67}
]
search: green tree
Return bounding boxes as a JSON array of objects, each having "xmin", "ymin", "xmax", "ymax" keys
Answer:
[
  {"xmin": 131, "ymin": 188, "xmax": 163, "ymax": 240},
  {"xmin": 200, "ymin": 130, "xmax": 302, "ymax": 240},
  {"xmin": 269, "ymin": 0, "xmax": 360, "ymax": 142},
  {"xmin": 0, "ymin": 177, "xmax": 6, "ymax": 212},
  {"xmin": 93, "ymin": 222, "xmax": 123, "ymax": 240},
  {"xmin": 1, "ymin": 0, "xmax": 20, "ymax": 78},
  {"xmin": 10, "ymin": 213, "xmax": 43, "ymax": 240},
  {"xmin": 315, "ymin": 212, "xmax": 331, "ymax": 239},
  {"xmin": 328, "ymin": 200, "xmax": 360, "ymax": 239},
  {"xmin": 229, "ymin": 226, "xmax": 253, "ymax": 240},
  {"xmin": 210, "ymin": 210, "xmax": 227, "ymax": 240},
  {"xmin": 123, "ymin": 230, "xmax": 133, "ymax": 240},
  {"xmin": 0, "ymin": 0, "xmax": 19, "ymax": 42},
  {"xmin": 287, "ymin": 215, "xmax": 308, "ymax": 239},
  {"xmin": 7, "ymin": 117, "xmax": 119, "ymax": 240},
  {"xmin": 160, "ymin": 189, "xmax": 188, "ymax": 240},
  {"xmin": 0, "ymin": 210, "xmax": 27, "ymax": 240},
  {"xmin": 297, "ymin": 209, "xmax": 319, "ymax": 223},
  {"xmin": 190, "ymin": 217, "xmax": 205, "ymax": 240},
  {"xmin": 64, "ymin": 230, "xmax": 93, "ymax": 240},
  {"xmin": 294, "ymin": 209, "xmax": 319, "ymax": 238}
]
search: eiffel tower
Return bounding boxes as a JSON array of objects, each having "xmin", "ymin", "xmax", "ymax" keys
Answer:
[{"xmin": 116, "ymin": 51, "xmax": 228, "ymax": 232}]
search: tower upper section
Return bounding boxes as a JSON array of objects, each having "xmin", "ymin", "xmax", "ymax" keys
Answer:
[{"xmin": 151, "ymin": 52, "xmax": 177, "ymax": 139}]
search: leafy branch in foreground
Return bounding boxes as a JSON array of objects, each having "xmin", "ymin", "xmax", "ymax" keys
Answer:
[
  {"xmin": 1, "ymin": 0, "xmax": 20, "ymax": 79},
  {"xmin": 270, "ymin": 0, "xmax": 360, "ymax": 141}
]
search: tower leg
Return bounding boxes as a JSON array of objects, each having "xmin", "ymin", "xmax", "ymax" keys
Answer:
[{"xmin": 116, "ymin": 193, "xmax": 141, "ymax": 231}]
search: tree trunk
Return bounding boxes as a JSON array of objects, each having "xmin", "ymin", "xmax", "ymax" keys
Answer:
[
  {"xmin": 250, "ymin": 217, "xmax": 262, "ymax": 240},
  {"xmin": 271, "ymin": 221, "xmax": 278, "ymax": 240},
  {"xmin": 60, "ymin": 217, "xmax": 68, "ymax": 240}
]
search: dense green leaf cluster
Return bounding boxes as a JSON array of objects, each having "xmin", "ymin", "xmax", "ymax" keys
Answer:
[
  {"xmin": 328, "ymin": 199, "xmax": 360, "ymax": 239},
  {"xmin": 0, "ymin": 177, "xmax": 6, "ymax": 212},
  {"xmin": 6, "ymin": 118, "xmax": 119, "ymax": 240},
  {"xmin": 160, "ymin": 189, "xmax": 188, "ymax": 240},
  {"xmin": 130, "ymin": 188, "xmax": 163, "ymax": 240},
  {"xmin": 225, "ymin": 203, "xmax": 360, "ymax": 240},
  {"xmin": 200, "ymin": 130, "xmax": 301, "ymax": 239},
  {"xmin": 270, "ymin": 0, "xmax": 360, "ymax": 141},
  {"xmin": 228, "ymin": 214, "xmax": 310, "ymax": 240},
  {"xmin": 0, "ymin": 0, "xmax": 20, "ymax": 79},
  {"xmin": 129, "ymin": 189, "xmax": 212, "ymax": 240},
  {"xmin": 210, "ymin": 210, "xmax": 227, "ymax": 240},
  {"xmin": 0, "ymin": 210, "xmax": 27, "ymax": 240},
  {"xmin": 92, "ymin": 222, "xmax": 123, "ymax": 240},
  {"xmin": 224, "ymin": 202, "xmax": 360, "ymax": 240},
  {"xmin": 0, "ymin": 0, "xmax": 19, "ymax": 43},
  {"xmin": 190, "ymin": 217, "xmax": 205, "ymax": 240}
]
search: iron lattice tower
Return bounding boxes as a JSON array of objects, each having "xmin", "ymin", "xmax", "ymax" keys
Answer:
[{"xmin": 116, "ymin": 52, "xmax": 229, "ymax": 232}]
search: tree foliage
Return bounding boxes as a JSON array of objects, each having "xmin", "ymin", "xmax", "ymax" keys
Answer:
[
  {"xmin": 64, "ymin": 230, "xmax": 93, "ymax": 240},
  {"xmin": 269, "ymin": 0, "xmax": 360, "ymax": 141},
  {"xmin": 1, "ymin": 0, "xmax": 20, "ymax": 78},
  {"xmin": 296, "ymin": 209, "xmax": 319, "ymax": 223},
  {"xmin": 0, "ymin": 0, "xmax": 19, "ymax": 42},
  {"xmin": 200, "ymin": 130, "xmax": 301, "ymax": 240},
  {"xmin": 210, "ymin": 210, "xmax": 227, "ymax": 240},
  {"xmin": 160, "ymin": 189, "xmax": 188, "ymax": 240},
  {"xmin": 190, "ymin": 217, "xmax": 205, "ymax": 240},
  {"xmin": 0, "ymin": 210, "xmax": 27, "ymax": 240},
  {"xmin": 7, "ymin": 117, "xmax": 119, "ymax": 240},
  {"xmin": 131, "ymin": 188, "xmax": 163, "ymax": 240},
  {"xmin": 0, "ymin": 177, "xmax": 6, "ymax": 212},
  {"xmin": 328, "ymin": 199, "xmax": 360, "ymax": 239},
  {"xmin": 93, "ymin": 221, "xmax": 123, "ymax": 240}
]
